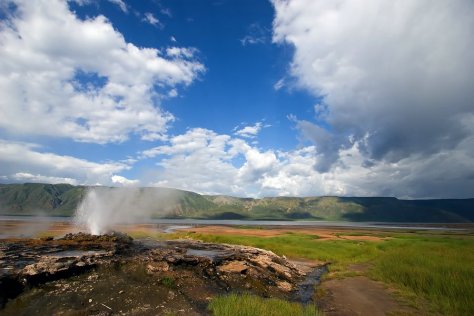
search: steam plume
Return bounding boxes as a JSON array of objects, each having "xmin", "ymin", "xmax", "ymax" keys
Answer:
[{"xmin": 74, "ymin": 187, "xmax": 182, "ymax": 235}]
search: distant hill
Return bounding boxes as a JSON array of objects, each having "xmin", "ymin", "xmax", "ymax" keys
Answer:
[{"xmin": 0, "ymin": 183, "xmax": 473, "ymax": 222}]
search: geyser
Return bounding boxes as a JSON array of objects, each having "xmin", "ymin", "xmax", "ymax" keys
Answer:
[
  {"xmin": 75, "ymin": 189, "xmax": 110, "ymax": 235},
  {"xmin": 74, "ymin": 187, "xmax": 182, "ymax": 235}
]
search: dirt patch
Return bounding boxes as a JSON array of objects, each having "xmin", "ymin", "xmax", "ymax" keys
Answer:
[
  {"xmin": 180, "ymin": 225, "xmax": 341, "ymax": 239},
  {"xmin": 347, "ymin": 263, "xmax": 371, "ymax": 273},
  {"xmin": 319, "ymin": 276, "xmax": 415, "ymax": 316},
  {"xmin": 339, "ymin": 235, "xmax": 386, "ymax": 241},
  {"xmin": 180, "ymin": 225, "xmax": 388, "ymax": 241}
]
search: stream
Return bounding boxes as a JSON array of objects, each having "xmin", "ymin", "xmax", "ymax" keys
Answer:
[{"xmin": 295, "ymin": 264, "xmax": 329, "ymax": 304}]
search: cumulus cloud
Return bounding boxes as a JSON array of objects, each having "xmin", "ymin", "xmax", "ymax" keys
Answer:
[
  {"xmin": 0, "ymin": 0, "xmax": 204, "ymax": 144},
  {"xmin": 272, "ymin": 0, "xmax": 474, "ymax": 175},
  {"xmin": 166, "ymin": 47, "xmax": 197, "ymax": 59},
  {"xmin": 1, "ymin": 172, "xmax": 80, "ymax": 185},
  {"xmin": 111, "ymin": 175, "xmax": 139, "ymax": 186},
  {"xmin": 138, "ymin": 126, "xmax": 474, "ymax": 198},
  {"xmin": 0, "ymin": 140, "xmax": 130, "ymax": 185},
  {"xmin": 140, "ymin": 128, "xmax": 276, "ymax": 196}
]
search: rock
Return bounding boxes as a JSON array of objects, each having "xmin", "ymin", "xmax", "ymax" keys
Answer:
[
  {"xmin": 1, "ymin": 232, "xmax": 306, "ymax": 311},
  {"xmin": 87, "ymin": 274, "xmax": 98, "ymax": 281},
  {"xmin": 147, "ymin": 262, "xmax": 169, "ymax": 273},
  {"xmin": 269, "ymin": 263, "xmax": 293, "ymax": 281},
  {"xmin": 217, "ymin": 261, "xmax": 248, "ymax": 274},
  {"xmin": 276, "ymin": 281, "xmax": 293, "ymax": 292},
  {"xmin": 249, "ymin": 254, "xmax": 273, "ymax": 269}
]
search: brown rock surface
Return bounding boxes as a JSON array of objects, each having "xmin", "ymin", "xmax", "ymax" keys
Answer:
[
  {"xmin": 217, "ymin": 261, "xmax": 247, "ymax": 273},
  {"xmin": 0, "ymin": 233, "xmax": 322, "ymax": 315}
]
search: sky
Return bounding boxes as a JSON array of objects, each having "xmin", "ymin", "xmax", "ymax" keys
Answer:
[{"xmin": 0, "ymin": 0, "xmax": 473, "ymax": 198}]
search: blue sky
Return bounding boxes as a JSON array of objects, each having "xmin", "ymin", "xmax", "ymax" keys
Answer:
[
  {"xmin": 0, "ymin": 0, "xmax": 473, "ymax": 198},
  {"xmin": 71, "ymin": 0, "xmax": 309, "ymax": 134},
  {"xmin": 45, "ymin": 0, "xmax": 317, "ymax": 175}
]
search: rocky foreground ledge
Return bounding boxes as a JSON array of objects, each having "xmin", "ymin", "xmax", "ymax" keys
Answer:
[{"xmin": 0, "ymin": 232, "xmax": 323, "ymax": 315}]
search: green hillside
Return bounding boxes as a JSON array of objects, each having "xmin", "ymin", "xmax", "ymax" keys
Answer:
[
  {"xmin": 0, "ymin": 183, "xmax": 85, "ymax": 216},
  {"xmin": 0, "ymin": 183, "xmax": 473, "ymax": 222}
]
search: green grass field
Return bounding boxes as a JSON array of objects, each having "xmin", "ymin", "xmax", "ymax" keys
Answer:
[
  {"xmin": 167, "ymin": 229, "xmax": 474, "ymax": 316},
  {"xmin": 208, "ymin": 293, "xmax": 322, "ymax": 316}
]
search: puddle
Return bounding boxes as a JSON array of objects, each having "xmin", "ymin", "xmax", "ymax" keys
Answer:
[
  {"xmin": 295, "ymin": 264, "xmax": 329, "ymax": 304},
  {"xmin": 1, "ymin": 266, "xmax": 15, "ymax": 275},
  {"xmin": 185, "ymin": 248, "xmax": 231, "ymax": 260},
  {"xmin": 163, "ymin": 225, "xmax": 192, "ymax": 233},
  {"xmin": 44, "ymin": 250, "xmax": 108, "ymax": 258}
]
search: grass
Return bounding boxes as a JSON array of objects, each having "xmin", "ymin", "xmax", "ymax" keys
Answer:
[
  {"xmin": 371, "ymin": 235, "xmax": 474, "ymax": 315},
  {"xmin": 168, "ymin": 230, "xmax": 474, "ymax": 316},
  {"xmin": 208, "ymin": 293, "xmax": 323, "ymax": 316},
  {"xmin": 168, "ymin": 232, "xmax": 379, "ymax": 272},
  {"xmin": 161, "ymin": 276, "xmax": 176, "ymax": 288}
]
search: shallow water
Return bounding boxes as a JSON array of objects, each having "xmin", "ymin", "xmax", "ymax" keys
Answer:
[
  {"xmin": 44, "ymin": 250, "xmax": 108, "ymax": 258},
  {"xmin": 0, "ymin": 215, "xmax": 465, "ymax": 231},
  {"xmin": 163, "ymin": 225, "xmax": 192, "ymax": 233},
  {"xmin": 295, "ymin": 264, "xmax": 329, "ymax": 304},
  {"xmin": 185, "ymin": 248, "xmax": 229, "ymax": 260}
]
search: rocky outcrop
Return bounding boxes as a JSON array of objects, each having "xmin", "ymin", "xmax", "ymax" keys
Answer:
[{"xmin": 0, "ymin": 233, "xmax": 319, "ymax": 312}]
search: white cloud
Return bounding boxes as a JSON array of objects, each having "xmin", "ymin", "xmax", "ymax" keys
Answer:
[
  {"xmin": 139, "ymin": 127, "xmax": 474, "ymax": 198},
  {"xmin": 141, "ymin": 128, "xmax": 280, "ymax": 196},
  {"xmin": 108, "ymin": 0, "xmax": 127, "ymax": 13},
  {"xmin": 240, "ymin": 35, "xmax": 266, "ymax": 46},
  {"xmin": 143, "ymin": 12, "xmax": 162, "ymax": 28},
  {"xmin": 2, "ymin": 172, "xmax": 79, "ymax": 185},
  {"xmin": 166, "ymin": 47, "xmax": 197, "ymax": 59},
  {"xmin": 234, "ymin": 122, "xmax": 269, "ymax": 139},
  {"xmin": 138, "ymin": 128, "xmax": 341, "ymax": 197},
  {"xmin": 0, "ymin": 0, "xmax": 205, "ymax": 144},
  {"xmin": 237, "ymin": 148, "xmax": 278, "ymax": 182},
  {"xmin": 0, "ymin": 140, "xmax": 130, "ymax": 185},
  {"xmin": 160, "ymin": 8, "xmax": 172, "ymax": 18},
  {"xmin": 240, "ymin": 23, "xmax": 268, "ymax": 46},
  {"xmin": 273, "ymin": 78, "xmax": 285, "ymax": 91},
  {"xmin": 272, "ymin": 0, "xmax": 474, "ymax": 173},
  {"xmin": 168, "ymin": 89, "xmax": 178, "ymax": 98},
  {"xmin": 111, "ymin": 175, "xmax": 139, "ymax": 186}
]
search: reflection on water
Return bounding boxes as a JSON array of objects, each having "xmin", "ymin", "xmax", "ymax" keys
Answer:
[
  {"xmin": 0, "ymin": 215, "xmax": 467, "ymax": 236},
  {"xmin": 44, "ymin": 250, "xmax": 108, "ymax": 258},
  {"xmin": 163, "ymin": 225, "xmax": 192, "ymax": 233}
]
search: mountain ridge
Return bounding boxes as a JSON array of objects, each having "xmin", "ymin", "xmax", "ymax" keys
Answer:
[{"xmin": 0, "ymin": 183, "xmax": 473, "ymax": 222}]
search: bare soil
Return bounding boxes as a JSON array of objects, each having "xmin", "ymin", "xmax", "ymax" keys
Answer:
[
  {"xmin": 319, "ymin": 276, "xmax": 416, "ymax": 316},
  {"xmin": 180, "ymin": 225, "xmax": 387, "ymax": 241}
]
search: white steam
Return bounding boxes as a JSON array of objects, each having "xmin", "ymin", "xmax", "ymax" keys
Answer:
[{"xmin": 74, "ymin": 187, "xmax": 183, "ymax": 235}]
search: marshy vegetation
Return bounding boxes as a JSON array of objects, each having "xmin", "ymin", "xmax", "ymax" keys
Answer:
[
  {"xmin": 168, "ymin": 229, "xmax": 474, "ymax": 315},
  {"xmin": 209, "ymin": 293, "xmax": 322, "ymax": 316}
]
